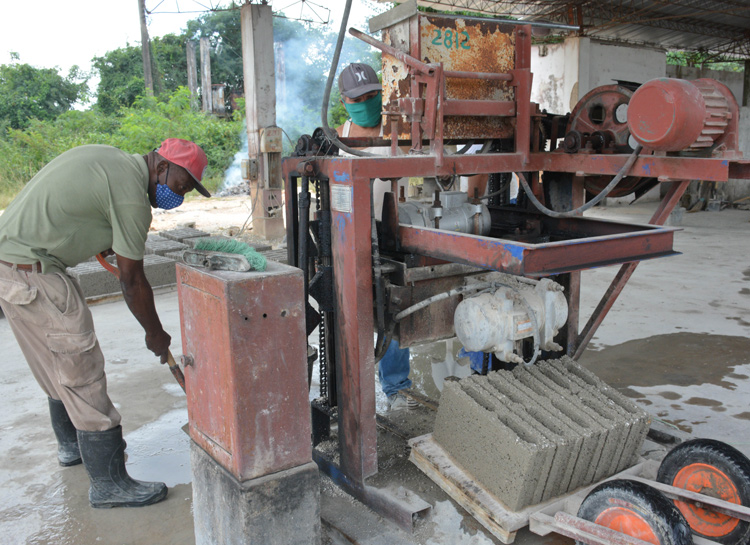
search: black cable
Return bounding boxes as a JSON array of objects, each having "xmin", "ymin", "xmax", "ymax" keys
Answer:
[
  {"xmin": 518, "ymin": 144, "xmax": 643, "ymax": 218},
  {"xmin": 319, "ymin": 0, "xmax": 375, "ymax": 157}
]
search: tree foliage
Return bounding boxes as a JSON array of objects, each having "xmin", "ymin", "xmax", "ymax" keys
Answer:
[
  {"xmin": 666, "ymin": 50, "xmax": 744, "ymax": 71},
  {"xmin": 184, "ymin": 5, "xmax": 245, "ymax": 97},
  {"xmin": 92, "ymin": 6, "xmax": 381, "ymax": 144},
  {"xmin": 0, "ymin": 5, "xmax": 386, "ymax": 205},
  {"xmin": 0, "ymin": 87, "xmax": 243, "ymax": 205},
  {"xmin": 92, "ymin": 44, "xmax": 144, "ymax": 116},
  {"xmin": 0, "ymin": 63, "xmax": 88, "ymax": 130}
]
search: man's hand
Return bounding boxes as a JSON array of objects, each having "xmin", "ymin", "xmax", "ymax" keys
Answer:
[
  {"xmin": 146, "ymin": 329, "xmax": 171, "ymax": 363},
  {"xmin": 116, "ymin": 253, "xmax": 170, "ymax": 363}
]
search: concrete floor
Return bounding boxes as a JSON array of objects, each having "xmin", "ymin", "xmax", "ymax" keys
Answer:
[{"xmin": 1, "ymin": 202, "xmax": 749, "ymax": 544}]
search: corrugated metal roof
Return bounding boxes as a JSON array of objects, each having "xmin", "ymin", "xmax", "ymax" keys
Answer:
[{"xmin": 375, "ymin": 0, "xmax": 750, "ymax": 58}]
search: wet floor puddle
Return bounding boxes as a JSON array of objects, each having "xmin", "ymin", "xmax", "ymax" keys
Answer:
[
  {"xmin": 4, "ymin": 409, "xmax": 192, "ymax": 545},
  {"xmin": 581, "ymin": 332, "xmax": 750, "ymax": 458}
]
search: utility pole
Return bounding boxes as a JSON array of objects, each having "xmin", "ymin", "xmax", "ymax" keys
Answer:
[
  {"xmin": 241, "ymin": 3, "xmax": 285, "ymax": 239},
  {"xmin": 137, "ymin": 0, "xmax": 154, "ymax": 96},
  {"xmin": 187, "ymin": 41, "xmax": 199, "ymax": 110},
  {"xmin": 200, "ymin": 37, "xmax": 213, "ymax": 113}
]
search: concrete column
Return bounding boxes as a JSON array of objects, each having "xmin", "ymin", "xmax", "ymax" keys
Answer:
[
  {"xmin": 187, "ymin": 41, "xmax": 199, "ymax": 110},
  {"xmin": 137, "ymin": 0, "xmax": 154, "ymax": 96},
  {"xmin": 240, "ymin": 3, "xmax": 285, "ymax": 240},
  {"xmin": 177, "ymin": 261, "xmax": 320, "ymax": 545},
  {"xmin": 200, "ymin": 37, "xmax": 212, "ymax": 113}
]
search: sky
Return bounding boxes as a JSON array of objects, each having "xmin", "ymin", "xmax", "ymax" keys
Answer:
[{"xmin": 0, "ymin": 0, "xmax": 382, "ymax": 80}]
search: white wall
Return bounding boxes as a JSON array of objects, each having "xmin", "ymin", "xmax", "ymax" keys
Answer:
[
  {"xmin": 531, "ymin": 37, "xmax": 665, "ymax": 114},
  {"xmin": 666, "ymin": 65, "xmax": 744, "ymax": 105},
  {"xmin": 530, "ymin": 42, "xmax": 567, "ymax": 115},
  {"xmin": 583, "ymin": 39, "xmax": 666, "ymax": 94}
]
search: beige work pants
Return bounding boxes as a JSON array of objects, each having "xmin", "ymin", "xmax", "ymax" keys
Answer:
[{"xmin": 0, "ymin": 263, "xmax": 120, "ymax": 431}]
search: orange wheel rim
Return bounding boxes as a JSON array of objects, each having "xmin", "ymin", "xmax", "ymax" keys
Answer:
[
  {"xmin": 595, "ymin": 507, "xmax": 660, "ymax": 545},
  {"xmin": 673, "ymin": 463, "xmax": 741, "ymax": 537}
]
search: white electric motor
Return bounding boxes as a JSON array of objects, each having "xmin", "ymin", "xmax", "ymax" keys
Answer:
[{"xmin": 453, "ymin": 278, "xmax": 568, "ymax": 365}]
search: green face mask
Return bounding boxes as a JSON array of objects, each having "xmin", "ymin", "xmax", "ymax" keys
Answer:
[{"xmin": 344, "ymin": 92, "xmax": 382, "ymax": 128}]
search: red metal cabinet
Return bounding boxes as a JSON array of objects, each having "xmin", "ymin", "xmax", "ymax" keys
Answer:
[{"xmin": 177, "ymin": 261, "xmax": 312, "ymax": 481}]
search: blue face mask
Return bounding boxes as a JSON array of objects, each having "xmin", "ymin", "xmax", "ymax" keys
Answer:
[
  {"xmin": 154, "ymin": 166, "xmax": 184, "ymax": 210},
  {"xmin": 344, "ymin": 92, "xmax": 382, "ymax": 128}
]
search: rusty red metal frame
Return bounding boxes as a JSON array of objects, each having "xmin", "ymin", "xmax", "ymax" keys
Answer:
[
  {"xmin": 572, "ymin": 180, "xmax": 690, "ymax": 359},
  {"xmin": 282, "ymin": 15, "xmax": 750, "ymax": 532}
]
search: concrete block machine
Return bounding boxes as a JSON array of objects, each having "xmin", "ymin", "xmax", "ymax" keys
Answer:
[{"xmin": 279, "ymin": 2, "xmax": 750, "ymax": 538}]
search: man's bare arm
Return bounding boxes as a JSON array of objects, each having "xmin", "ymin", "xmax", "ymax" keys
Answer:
[{"xmin": 116, "ymin": 254, "xmax": 171, "ymax": 363}]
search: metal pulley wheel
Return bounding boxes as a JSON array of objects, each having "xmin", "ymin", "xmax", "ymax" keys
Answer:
[
  {"xmin": 657, "ymin": 438, "xmax": 750, "ymax": 545},
  {"xmin": 564, "ymin": 85, "xmax": 656, "ymax": 199},
  {"xmin": 576, "ymin": 479, "xmax": 693, "ymax": 545}
]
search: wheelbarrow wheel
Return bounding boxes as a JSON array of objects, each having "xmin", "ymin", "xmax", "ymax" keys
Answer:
[
  {"xmin": 577, "ymin": 479, "xmax": 692, "ymax": 545},
  {"xmin": 657, "ymin": 438, "xmax": 750, "ymax": 545}
]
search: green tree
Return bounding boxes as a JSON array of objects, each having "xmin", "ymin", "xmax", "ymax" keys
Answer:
[
  {"xmin": 184, "ymin": 4, "xmax": 245, "ymax": 98},
  {"xmin": 92, "ymin": 44, "xmax": 144, "ymax": 115},
  {"xmin": 93, "ymin": 34, "xmax": 189, "ymax": 115},
  {"xmin": 667, "ymin": 50, "xmax": 743, "ymax": 71},
  {"xmin": 151, "ymin": 34, "xmax": 189, "ymax": 95},
  {"xmin": 0, "ymin": 63, "xmax": 88, "ymax": 129}
]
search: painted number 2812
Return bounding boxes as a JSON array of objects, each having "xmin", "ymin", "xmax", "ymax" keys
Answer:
[{"xmin": 431, "ymin": 29, "xmax": 470, "ymax": 50}]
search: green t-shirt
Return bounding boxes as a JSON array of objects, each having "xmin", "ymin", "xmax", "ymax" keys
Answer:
[{"xmin": 0, "ymin": 145, "xmax": 152, "ymax": 274}]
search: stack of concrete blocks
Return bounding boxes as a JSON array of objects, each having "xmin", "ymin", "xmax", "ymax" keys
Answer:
[
  {"xmin": 159, "ymin": 227, "xmax": 211, "ymax": 244},
  {"xmin": 433, "ymin": 356, "xmax": 650, "ymax": 511},
  {"xmin": 67, "ymin": 255, "xmax": 180, "ymax": 299},
  {"xmin": 145, "ymin": 236, "xmax": 189, "ymax": 257},
  {"xmin": 261, "ymin": 248, "xmax": 290, "ymax": 265}
]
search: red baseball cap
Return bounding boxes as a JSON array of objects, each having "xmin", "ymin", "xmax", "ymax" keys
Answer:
[{"xmin": 157, "ymin": 138, "xmax": 210, "ymax": 197}]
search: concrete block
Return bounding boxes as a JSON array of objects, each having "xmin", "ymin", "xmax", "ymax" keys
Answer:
[
  {"xmin": 486, "ymin": 372, "xmax": 584, "ymax": 496},
  {"xmin": 67, "ymin": 262, "xmax": 120, "ymax": 297},
  {"xmin": 551, "ymin": 358, "xmax": 650, "ymax": 471},
  {"xmin": 532, "ymin": 364, "xmax": 621, "ymax": 482},
  {"xmin": 261, "ymin": 248, "xmax": 289, "ymax": 264},
  {"xmin": 191, "ymin": 442, "xmax": 320, "ymax": 545},
  {"xmin": 159, "ymin": 227, "xmax": 210, "ymax": 243},
  {"xmin": 147, "ymin": 234, "xmax": 168, "ymax": 243},
  {"xmin": 244, "ymin": 241, "xmax": 273, "ymax": 253},
  {"xmin": 164, "ymin": 251, "xmax": 185, "ymax": 262},
  {"xmin": 463, "ymin": 378, "xmax": 555, "ymax": 505},
  {"xmin": 434, "ymin": 359, "xmax": 650, "ymax": 510},
  {"xmin": 68, "ymin": 254, "xmax": 177, "ymax": 298},
  {"xmin": 535, "ymin": 359, "xmax": 648, "ymax": 480},
  {"xmin": 518, "ymin": 366, "xmax": 611, "ymax": 485},
  {"xmin": 433, "ymin": 381, "xmax": 550, "ymax": 511},
  {"xmin": 145, "ymin": 239, "xmax": 188, "ymax": 256}
]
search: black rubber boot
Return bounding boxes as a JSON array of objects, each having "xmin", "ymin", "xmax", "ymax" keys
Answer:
[
  {"xmin": 77, "ymin": 426, "xmax": 167, "ymax": 508},
  {"xmin": 48, "ymin": 397, "xmax": 82, "ymax": 466}
]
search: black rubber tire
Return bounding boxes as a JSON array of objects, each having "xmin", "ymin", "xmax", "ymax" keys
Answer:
[
  {"xmin": 577, "ymin": 479, "xmax": 693, "ymax": 545},
  {"xmin": 657, "ymin": 438, "xmax": 750, "ymax": 545}
]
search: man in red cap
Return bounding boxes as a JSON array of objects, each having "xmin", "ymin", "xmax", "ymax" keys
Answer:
[{"xmin": 0, "ymin": 139, "xmax": 209, "ymax": 508}]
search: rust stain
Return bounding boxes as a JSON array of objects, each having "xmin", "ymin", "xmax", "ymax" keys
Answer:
[
  {"xmin": 420, "ymin": 16, "xmax": 514, "ymax": 102},
  {"xmin": 382, "ymin": 14, "xmax": 517, "ymax": 140}
]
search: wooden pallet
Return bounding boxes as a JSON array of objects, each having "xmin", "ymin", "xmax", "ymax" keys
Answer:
[
  {"xmin": 411, "ymin": 434, "xmax": 750, "ymax": 545},
  {"xmin": 409, "ymin": 434, "xmax": 658, "ymax": 544},
  {"xmin": 409, "ymin": 433, "xmax": 567, "ymax": 543}
]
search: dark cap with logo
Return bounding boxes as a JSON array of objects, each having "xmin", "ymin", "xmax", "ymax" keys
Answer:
[{"xmin": 338, "ymin": 63, "xmax": 381, "ymax": 99}]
